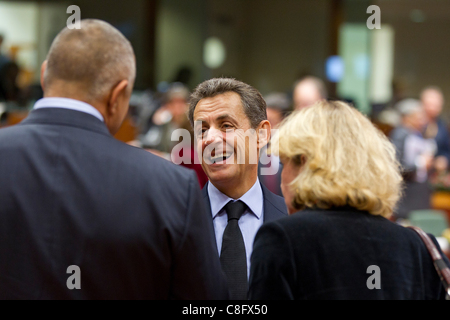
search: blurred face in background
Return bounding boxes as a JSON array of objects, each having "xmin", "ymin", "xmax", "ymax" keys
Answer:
[
  {"xmin": 294, "ymin": 81, "xmax": 323, "ymax": 110},
  {"xmin": 266, "ymin": 107, "xmax": 283, "ymax": 129},
  {"xmin": 421, "ymin": 89, "xmax": 444, "ymax": 121},
  {"xmin": 166, "ymin": 96, "xmax": 188, "ymax": 126},
  {"xmin": 404, "ymin": 108, "xmax": 427, "ymax": 132}
]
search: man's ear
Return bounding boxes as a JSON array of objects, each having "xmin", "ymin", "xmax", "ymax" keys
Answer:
[
  {"xmin": 257, "ymin": 120, "xmax": 271, "ymax": 149},
  {"xmin": 107, "ymin": 79, "xmax": 129, "ymax": 116},
  {"xmin": 40, "ymin": 61, "xmax": 48, "ymax": 92}
]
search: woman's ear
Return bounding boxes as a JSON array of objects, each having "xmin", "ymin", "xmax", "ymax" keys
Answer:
[
  {"xmin": 292, "ymin": 154, "xmax": 307, "ymax": 166},
  {"xmin": 300, "ymin": 154, "xmax": 307, "ymax": 166}
]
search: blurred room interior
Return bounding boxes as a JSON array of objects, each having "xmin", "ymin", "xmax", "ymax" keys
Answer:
[
  {"xmin": 0, "ymin": 0, "xmax": 450, "ymax": 255},
  {"xmin": 1, "ymin": 0, "xmax": 449, "ymax": 116}
]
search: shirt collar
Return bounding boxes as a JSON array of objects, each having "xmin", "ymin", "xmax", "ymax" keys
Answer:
[
  {"xmin": 33, "ymin": 97, "xmax": 104, "ymax": 122},
  {"xmin": 208, "ymin": 178, "xmax": 263, "ymax": 220}
]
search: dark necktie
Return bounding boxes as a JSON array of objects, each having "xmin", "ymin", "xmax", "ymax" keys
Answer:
[{"xmin": 220, "ymin": 200, "xmax": 248, "ymax": 300}]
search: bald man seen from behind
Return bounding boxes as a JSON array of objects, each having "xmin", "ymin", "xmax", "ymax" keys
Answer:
[{"xmin": 0, "ymin": 19, "xmax": 228, "ymax": 300}]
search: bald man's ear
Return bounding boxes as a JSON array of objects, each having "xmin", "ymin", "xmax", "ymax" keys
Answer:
[
  {"xmin": 40, "ymin": 61, "xmax": 48, "ymax": 92},
  {"xmin": 103, "ymin": 79, "xmax": 131, "ymax": 135},
  {"xmin": 107, "ymin": 79, "xmax": 129, "ymax": 116}
]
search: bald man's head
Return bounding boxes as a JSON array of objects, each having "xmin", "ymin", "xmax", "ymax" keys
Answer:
[
  {"xmin": 293, "ymin": 76, "xmax": 327, "ymax": 110},
  {"xmin": 43, "ymin": 19, "xmax": 135, "ymax": 101},
  {"xmin": 421, "ymin": 86, "xmax": 444, "ymax": 120}
]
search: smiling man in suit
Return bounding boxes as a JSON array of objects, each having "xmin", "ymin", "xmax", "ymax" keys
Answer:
[
  {"xmin": 188, "ymin": 78, "xmax": 288, "ymax": 300},
  {"xmin": 0, "ymin": 20, "xmax": 227, "ymax": 300}
]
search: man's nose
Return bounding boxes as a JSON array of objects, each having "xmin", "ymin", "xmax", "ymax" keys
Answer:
[{"xmin": 204, "ymin": 127, "xmax": 222, "ymax": 145}]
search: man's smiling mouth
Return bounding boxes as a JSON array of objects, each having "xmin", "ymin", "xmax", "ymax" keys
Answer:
[{"xmin": 208, "ymin": 151, "xmax": 233, "ymax": 164}]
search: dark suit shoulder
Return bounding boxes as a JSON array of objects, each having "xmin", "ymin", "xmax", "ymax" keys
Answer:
[
  {"xmin": 251, "ymin": 206, "xmax": 450, "ymax": 300},
  {"xmin": 104, "ymin": 141, "xmax": 200, "ymax": 227},
  {"xmin": 261, "ymin": 184, "xmax": 287, "ymax": 222},
  {"xmin": 261, "ymin": 205, "xmax": 449, "ymax": 275},
  {"xmin": 109, "ymin": 139, "xmax": 194, "ymax": 181},
  {"xmin": 272, "ymin": 207, "xmax": 385, "ymax": 227},
  {"xmin": 259, "ymin": 206, "xmax": 432, "ymax": 261},
  {"xmin": 266, "ymin": 192, "xmax": 287, "ymax": 214}
]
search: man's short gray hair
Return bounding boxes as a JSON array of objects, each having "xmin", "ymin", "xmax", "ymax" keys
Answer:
[
  {"xmin": 293, "ymin": 76, "xmax": 328, "ymax": 100},
  {"xmin": 395, "ymin": 98, "xmax": 422, "ymax": 117},
  {"xmin": 264, "ymin": 92, "xmax": 291, "ymax": 112},
  {"xmin": 188, "ymin": 78, "xmax": 267, "ymax": 129}
]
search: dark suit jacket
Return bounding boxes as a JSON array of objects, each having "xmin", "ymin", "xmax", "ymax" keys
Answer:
[
  {"xmin": 258, "ymin": 159, "xmax": 283, "ymax": 197},
  {"xmin": 249, "ymin": 206, "xmax": 450, "ymax": 300},
  {"xmin": 389, "ymin": 126, "xmax": 432, "ymax": 219},
  {"xmin": 430, "ymin": 118, "xmax": 450, "ymax": 162},
  {"xmin": 201, "ymin": 182, "xmax": 287, "ymax": 245},
  {"xmin": 0, "ymin": 107, "xmax": 228, "ymax": 300}
]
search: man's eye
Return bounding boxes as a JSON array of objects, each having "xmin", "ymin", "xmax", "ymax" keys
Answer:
[
  {"xmin": 195, "ymin": 129, "xmax": 206, "ymax": 137},
  {"xmin": 200, "ymin": 128, "xmax": 208, "ymax": 137}
]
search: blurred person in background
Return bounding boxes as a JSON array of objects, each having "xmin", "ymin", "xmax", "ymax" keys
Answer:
[
  {"xmin": 421, "ymin": 86, "xmax": 450, "ymax": 171},
  {"xmin": 0, "ymin": 60, "xmax": 20, "ymax": 102},
  {"xmin": 0, "ymin": 34, "xmax": 8, "ymax": 123},
  {"xmin": 249, "ymin": 100, "xmax": 450, "ymax": 300},
  {"xmin": 264, "ymin": 92, "xmax": 291, "ymax": 129},
  {"xmin": 0, "ymin": 34, "xmax": 20, "ymax": 103},
  {"xmin": 189, "ymin": 78, "xmax": 288, "ymax": 299},
  {"xmin": 0, "ymin": 35, "xmax": 10, "ymax": 70},
  {"xmin": 389, "ymin": 99, "xmax": 436, "ymax": 220},
  {"xmin": 141, "ymin": 82, "xmax": 190, "ymax": 155},
  {"xmin": 293, "ymin": 76, "xmax": 327, "ymax": 110},
  {"xmin": 136, "ymin": 82, "xmax": 208, "ymax": 187},
  {"xmin": 258, "ymin": 92, "xmax": 291, "ymax": 196},
  {"xmin": 172, "ymin": 116, "xmax": 209, "ymax": 188},
  {"xmin": 0, "ymin": 19, "xmax": 227, "ymax": 300}
]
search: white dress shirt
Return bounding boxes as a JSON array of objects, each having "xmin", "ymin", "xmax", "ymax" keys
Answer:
[
  {"xmin": 33, "ymin": 97, "xmax": 104, "ymax": 122},
  {"xmin": 208, "ymin": 179, "xmax": 264, "ymax": 279},
  {"xmin": 403, "ymin": 133, "xmax": 436, "ymax": 183}
]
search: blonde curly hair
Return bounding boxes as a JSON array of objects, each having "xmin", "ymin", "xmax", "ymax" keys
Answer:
[{"xmin": 271, "ymin": 100, "xmax": 403, "ymax": 218}]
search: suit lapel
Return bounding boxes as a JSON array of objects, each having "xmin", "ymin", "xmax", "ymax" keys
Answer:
[
  {"xmin": 261, "ymin": 183, "xmax": 288, "ymax": 222},
  {"xmin": 202, "ymin": 182, "xmax": 217, "ymax": 244}
]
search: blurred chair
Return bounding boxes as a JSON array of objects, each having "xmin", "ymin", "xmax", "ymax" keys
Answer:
[
  {"xmin": 409, "ymin": 209, "xmax": 449, "ymax": 237},
  {"xmin": 6, "ymin": 110, "xmax": 27, "ymax": 126},
  {"xmin": 431, "ymin": 191, "xmax": 450, "ymax": 224},
  {"xmin": 114, "ymin": 116, "xmax": 137, "ymax": 143}
]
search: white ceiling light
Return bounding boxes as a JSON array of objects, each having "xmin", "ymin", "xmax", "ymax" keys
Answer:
[{"xmin": 203, "ymin": 37, "xmax": 226, "ymax": 69}]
